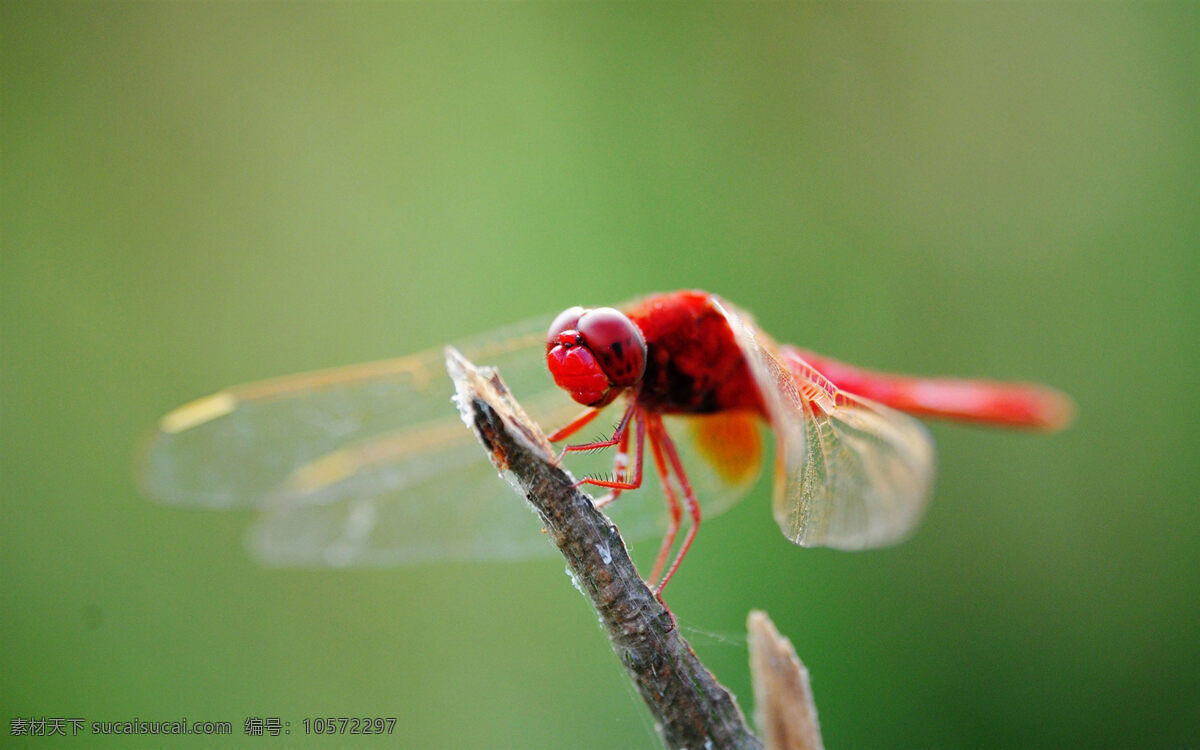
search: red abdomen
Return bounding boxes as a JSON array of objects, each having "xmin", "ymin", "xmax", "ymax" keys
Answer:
[{"xmin": 623, "ymin": 291, "xmax": 765, "ymax": 415}]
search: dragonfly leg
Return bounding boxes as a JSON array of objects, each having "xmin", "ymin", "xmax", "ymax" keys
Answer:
[
  {"xmin": 547, "ymin": 407, "xmax": 604, "ymax": 444},
  {"xmin": 646, "ymin": 420, "xmax": 683, "ymax": 587},
  {"xmin": 560, "ymin": 401, "xmax": 635, "ymax": 458},
  {"xmin": 593, "ymin": 416, "xmax": 636, "ymax": 509},
  {"xmin": 575, "ymin": 406, "xmax": 644, "ymax": 492},
  {"xmin": 647, "ymin": 414, "xmax": 701, "ymax": 595}
]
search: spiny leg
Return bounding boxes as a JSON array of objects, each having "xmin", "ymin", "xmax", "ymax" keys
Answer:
[
  {"xmin": 547, "ymin": 407, "xmax": 604, "ymax": 444},
  {"xmin": 646, "ymin": 421, "xmax": 683, "ymax": 587},
  {"xmin": 549, "ymin": 404, "xmax": 636, "ymax": 483},
  {"xmin": 595, "ymin": 413, "xmax": 636, "ymax": 509},
  {"xmin": 576, "ymin": 404, "xmax": 644, "ymax": 493},
  {"xmin": 558, "ymin": 401, "xmax": 636, "ymax": 461},
  {"xmin": 648, "ymin": 414, "xmax": 702, "ymax": 595}
]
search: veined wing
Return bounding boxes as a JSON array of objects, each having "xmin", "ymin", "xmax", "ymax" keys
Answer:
[
  {"xmin": 138, "ymin": 318, "xmax": 555, "ymax": 511},
  {"xmin": 715, "ymin": 298, "xmax": 936, "ymax": 549},
  {"xmin": 140, "ymin": 316, "xmax": 760, "ymax": 567},
  {"xmin": 247, "ymin": 401, "xmax": 763, "ymax": 568}
]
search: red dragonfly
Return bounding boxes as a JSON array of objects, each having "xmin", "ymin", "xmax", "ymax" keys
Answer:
[{"xmin": 140, "ymin": 290, "xmax": 1072, "ymax": 591}]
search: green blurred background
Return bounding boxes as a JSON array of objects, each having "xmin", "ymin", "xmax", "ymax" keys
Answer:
[{"xmin": 4, "ymin": 3, "xmax": 1198, "ymax": 747}]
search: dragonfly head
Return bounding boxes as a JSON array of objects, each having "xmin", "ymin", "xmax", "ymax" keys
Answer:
[{"xmin": 546, "ymin": 306, "xmax": 647, "ymax": 407}]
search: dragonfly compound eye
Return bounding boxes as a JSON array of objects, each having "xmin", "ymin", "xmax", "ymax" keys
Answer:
[{"xmin": 575, "ymin": 307, "xmax": 647, "ymax": 389}]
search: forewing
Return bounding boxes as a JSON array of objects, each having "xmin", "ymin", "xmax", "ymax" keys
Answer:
[
  {"xmin": 715, "ymin": 299, "xmax": 936, "ymax": 549},
  {"xmin": 139, "ymin": 318, "xmax": 553, "ymax": 510}
]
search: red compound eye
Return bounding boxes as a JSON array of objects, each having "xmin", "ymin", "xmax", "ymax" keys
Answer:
[{"xmin": 575, "ymin": 308, "xmax": 647, "ymax": 388}]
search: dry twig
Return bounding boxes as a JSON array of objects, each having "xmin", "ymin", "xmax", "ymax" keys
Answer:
[
  {"xmin": 447, "ymin": 348, "xmax": 761, "ymax": 749},
  {"xmin": 448, "ymin": 348, "xmax": 824, "ymax": 750}
]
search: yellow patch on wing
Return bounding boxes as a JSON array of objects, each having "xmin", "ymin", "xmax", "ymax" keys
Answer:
[
  {"xmin": 288, "ymin": 449, "xmax": 361, "ymax": 492},
  {"xmin": 688, "ymin": 411, "xmax": 763, "ymax": 486},
  {"xmin": 231, "ymin": 357, "xmax": 431, "ymax": 400},
  {"xmin": 159, "ymin": 392, "xmax": 237, "ymax": 434},
  {"xmin": 283, "ymin": 417, "xmax": 477, "ymax": 495}
]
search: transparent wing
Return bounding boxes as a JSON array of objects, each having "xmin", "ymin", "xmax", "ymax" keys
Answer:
[
  {"xmin": 139, "ymin": 316, "xmax": 761, "ymax": 566},
  {"xmin": 138, "ymin": 318, "xmax": 555, "ymax": 511},
  {"xmin": 247, "ymin": 405, "xmax": 761, "ymax": 567},
  {"xmin": 715, "ymin": 298, "xmax": 936, "ymax": 549}
]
